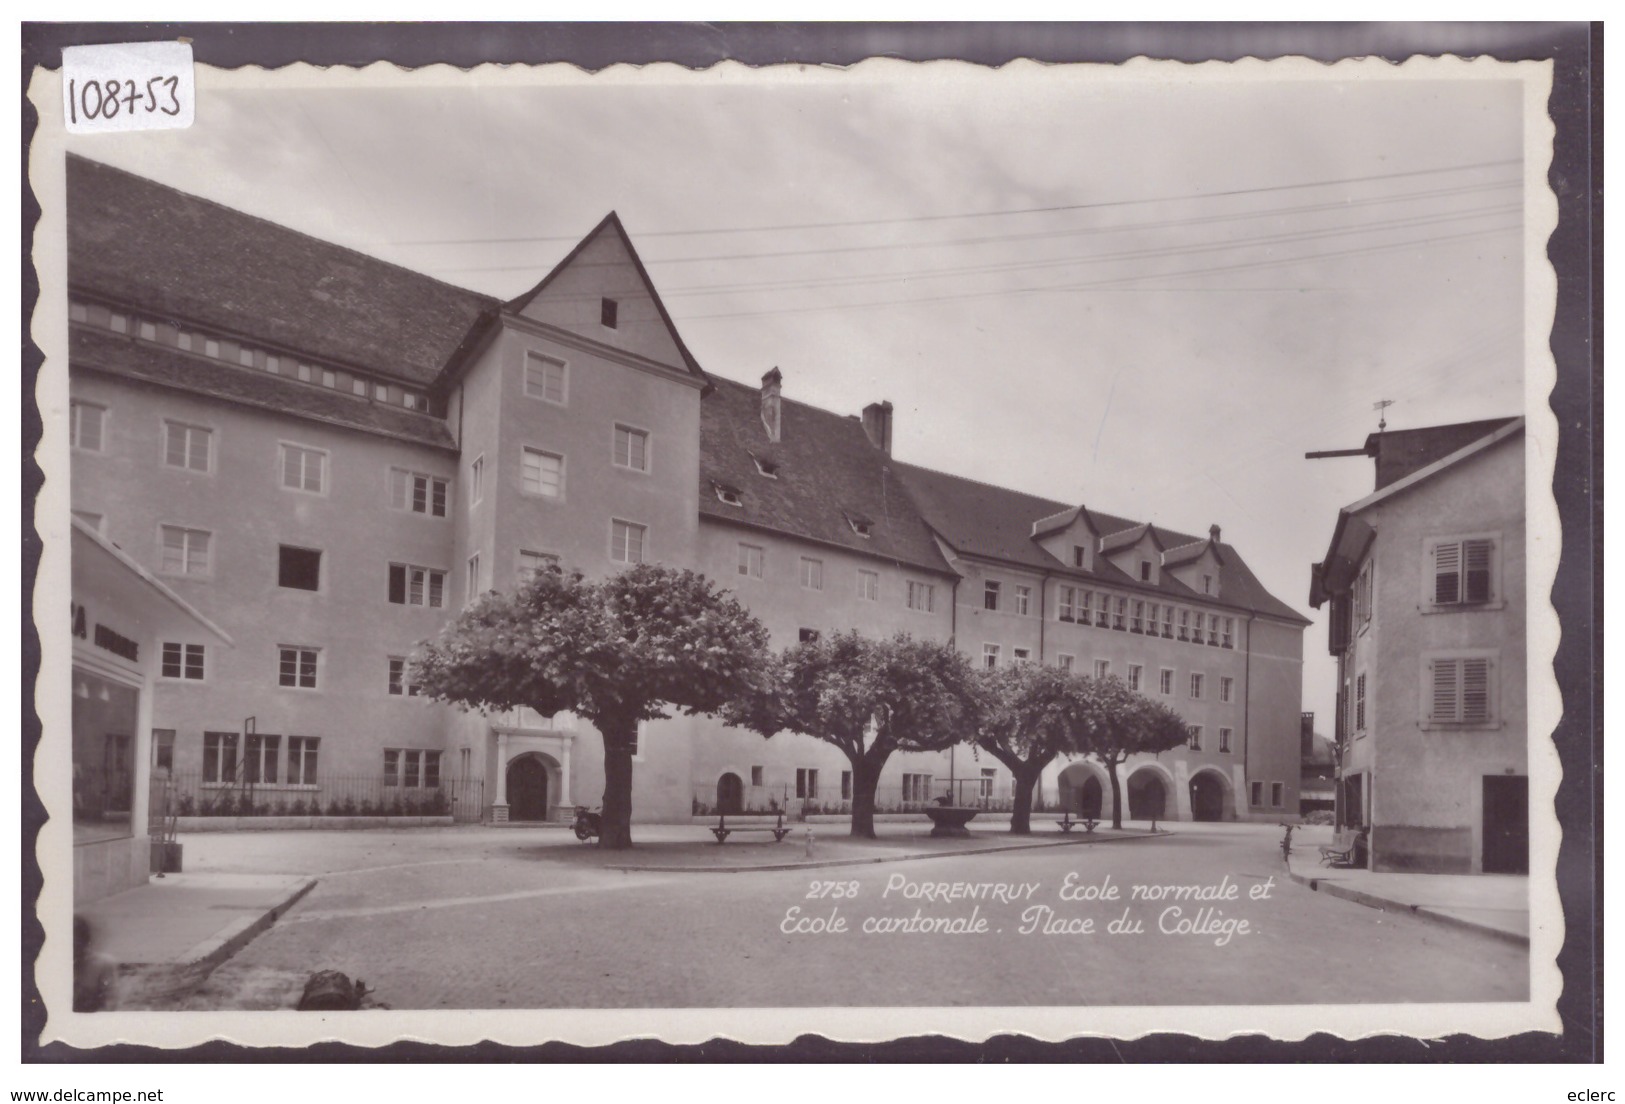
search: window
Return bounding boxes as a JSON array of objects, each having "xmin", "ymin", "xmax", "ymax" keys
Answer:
[
  {"xmin": 1139, "ymin": 560, "xmax": 1152, "ymax": 581},
  {"xmin": 205, "ymin": 338, "xmax": 220, "ymax": 358},
  {"xmin": 738, "ymin": 543, "xmax": 765, "ymax": 579},
  {"xmin": 159, "ymin": 525, "xmax": 211, "ymax": 576},
  {"xmin": 524, "ymin": 353, "xmax": 568, "ymax": 404},
  {"xmin": 151, "ymin": 729, "xmax": 175, "ymax": 773},
  {"xmin": 613, "ymin": 425, "xmax": 649, "ymax": 472},
  {"xmin": 714, "ymin": 483, "xmax": 744, "ymax": 506},
  {"xmin": 1219, "ymin": 676, "xmax": 1234, "ymax": 704},
  {"xmin": 907, "ymin": 581, "xmax": 935, "ymax": 613},
  {"xmin": 298, "ymin": 363, "xmax": 314, "ymax": 383},
  {"xmin": 160, "ymin": 642, "xmax": 205, "ymax": 681},
  {"xmin": 751, "ymin": 766, "xmax": 764, "ymax": 787},
  {"xmin": 796, "ymin": 768, "xmax": 818, "ymax": 800},
  {"xmin": 980, "ymin": 768, "xmax": 996, "ymax": 799},
  {"xmin": 388, "ymin": 563, "xmax": 446, "ymax": 607},
  {"xmin": 1159, "ymin": 668, "xmax": 1174, "ymax": 695},
  {"xmin": 388, "ymin": 657, "xmax": 423, "ymax": 697},
  {"xmin": 518, "ymin": 549, "xmax": 559, "ymax": 582},
  {"xmin": 203, "ymin": 731, "xmax": 238, "ymax": 784},
  {"xmin": 374, "ymin": 383, "xmax": 388, "ymax": 401},
  {"xmin": 1429, "ymin": 537, "xmax": 1497, "ymax": 606},
  {"xmin": 71, "ymin": 401, "xmax": 106, "ymax": 452},
  {"xmin": 469, "ymin": 455, "xmax": 485, "ymax": 505},
  {"xmin": 389, "ymin": 468, "xmax": 449, "ymax": 517},
  {"xmin": 984, "ymin": 580, "xmax": 1001, "ymax": 611},
  {"xmin": 799, "ymin": 557, "xmax": 824, "ymax": 591},
  {"xmin": 1072, "ymin": 546, "xmax": 1086, "ymax": 567},
  {"xmin": 902, "ymin": 773, "xmax": 932, "ymax": 803},
  {"xmin": 1058, "ymin": 654, "xmax": 1074, "ymax": 671},
  {"xmin": 1222, "ymin": 617, "xmax": 1235, "ymax": 648},
  {"xmin": 278, "ymin": 646, "xmax": 319, "ymax": 689},
  {"xmin": 629, "ymin": 722, "xmax": 643, "ymax": 758},
  {"xmin": 521, "ymin": 447, "xmax": 564, "ymax": 498},
  {"xmin": 1219, "ymin": 727, "xmax": 1232, "ymax": 753},
  {"xmin": 278, "ymin": 545, "xmax": 322, "ymax": 591},
  {"xmin": 1354, "ymin": 672, "xmax": 1367, "ymax": 731},
  {"xmin": 1148, "ymin": 602, "xmax": 1159, "ymax": 631},
  {"xmin": 1208, "ymin": 614, "xmax": 1221, "ymax": 646},
  {"xmin": 611, "ymin": 520, "xmax": 646, "ymax": 564},
  {"xmin": 1190, "ymin": 673, "xmax": 1204, "ymax": 699},
  {"xmin": 1179, "ymin": 609, "xmax": 1191, "ymax": 641},
  {"xmin": 240, "ymin": 346, "xmax": 256, "ymax": 367},
  {"xmin": 1113, "ymin": 597, "xmax": 1127, "ymax": 630},
  {"xmin": 109, "ymin": 312, "xmax": 129, "ymax": 334},
  {"xmin": 600, "ymin": 298, "xmax": 619, "ymax": 328},
  {"xmin": 1131, "ymin": 600, "xmax": 1144, "ymax": 633},
  {"xmin": 857, "ymin": 570, "xmax": 880, "ymax": 602},
  {"xmin": 1094, "ymin": 659, "xmax": 1110, "ymax": 680},
  {"xmin": 751, "ymin": 454, "xmax": 779, "ymax": 479},
  {"xmin": 983, "ymin": 644, "xmax": 1001, "ymax": 670},
  {"xmin": 287, "ymin": 737, "xmax": 319, "ymax": 785},
  {"xmin": 280, "ymin": 444, "xmax": 326, "ymax": 494},
  {"xmin": 243, "ymin": 734, "xmax": 281, "ymax": 784},
  {"xmin": 385, "ymin": 749, "xmax": 442, "ymax": 788},
  {"xmin": 1162, "ymin": 606, "xmax": 1174, "ymax": 638},
  {"xmin": 138, "ymin": 320, "xmax": 157, "ymax": 341},
  {"xmin": 1250, "ymin": 780, "xmax": 1263, "ymax": 807},
  {"xmin": 1013, "ymin": 647, "xmax": 1031, "ymax": 663},
  {"xmin": 847, "ymin": 514, "xmax": 874, "ymax": 538},
  {"xmin": 353, "ymin": 378, "xmax": 367, "ymax": 396},
  {"xmin": 1426, "ymin": 653, "xmax": 1496, "ymax": 726},
  {"xmin": 1058, "ymin": 586, "xmax": 1077, "ymax": 623},
  {"xmin": 1014, "ymin": 585, "xmax": 1032, "ymax": 616},
  {"xmin": 1270, "ymin": 782, "xmax": 1284, "ymax": 808},
  {"xmin": 1202, "ymin": 574, "xmax": 1213, "ymax": 595},
  {"xmin": 467, "ymin": 553, "xmax": 483, "ymax": 598},
  {"xmin": 1128, "ymin": 664, "xmax": 1143, "ymax": 691},
  {"xmin": 320, "ymin": 368, "xmax": 336, "ymax": 388},
  {"xmin": 841, "ymin": 771, "xmax": 852, "ymax": 800},
  {"xmin": 163, "ymin": 421, "xmax": 211, "ymax": 472},
  {"xmin": 1187, "ymin": 725, "xmax": 1202, "ymax": 750},
  {"xmin": 799, "ymin": 628, "xmax": 821, "ymax": 643}
]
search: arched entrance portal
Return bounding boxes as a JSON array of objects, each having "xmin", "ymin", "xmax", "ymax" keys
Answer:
[
  {"xmin": 1058, "ymin": 764, "xmax": 1105, "ymax": 819},
  {"xmin": 506, "ymin": 755, "xmax": 551, "ymax": 821},
  {"xmin": 1189, "ymin": 770, "xmax": 1227, "ymax": 821},
  {"xmin": 1126, "ymin": 768, "xmax": 1170, "ymax": 820},
  {"xmin": 717, "ymin": 772, "xmax": 744, "ymax": 815}
]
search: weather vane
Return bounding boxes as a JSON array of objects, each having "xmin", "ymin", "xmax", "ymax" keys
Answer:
[{"xmin": 1373, "ymin": 399, "xmax": 1395, "ymax": 433}]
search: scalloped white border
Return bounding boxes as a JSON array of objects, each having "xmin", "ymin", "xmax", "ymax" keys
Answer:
[{"xmin": 26, "ymin": 53, "xmax": 1563, "ymax": 1050}]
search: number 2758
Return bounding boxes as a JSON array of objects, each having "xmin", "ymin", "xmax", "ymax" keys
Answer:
[{"xmin": 806, "ymin": 881, "xmax": 859, "ymax": 899}]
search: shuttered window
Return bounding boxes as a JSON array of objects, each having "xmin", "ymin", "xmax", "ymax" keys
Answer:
[
  {"xmin": 1432, "ymin": 538, "xmax": 1495, "ymax": 605},
  {"xmin": 1427, "ymin": 655, "xmax": 1494, "ymax": 725}
]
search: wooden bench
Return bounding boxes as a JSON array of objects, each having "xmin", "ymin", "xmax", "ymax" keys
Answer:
[
  {"xmin": 1319, "ymin": 829, "xmax": 1367, "ymax": 867},
  {"xmin": 1056, "ymin": 814, "xmax": 1098, "ymax": 833},
  {"xmin": 711, "ymin": 809, "xmax": 791, "ymax": 843}
]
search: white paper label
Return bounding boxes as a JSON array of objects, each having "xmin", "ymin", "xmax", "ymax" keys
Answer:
[{"xmin": 62, "ymin": 41, "xmax": 194, "ymax": 134}]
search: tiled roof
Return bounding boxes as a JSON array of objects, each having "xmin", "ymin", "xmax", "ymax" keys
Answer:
[
  {"xmin": 71, "ymin": 327, "xmax": 458, "ymax": 450},
  {"xmin": 66, "ymin": 154, "xmax": 497, "ymax": 386},
  {"xmin": 698, "ymin": 376, "xmax": 952, "ymax": 576},
  {"xmin": 896, "ymin": 462, "xmax": 1308, "ymax": 624},
  {"xmin": 1099, "ymin": 520, "xmax": 1163, "ymax": 554},
  {"xmin": 1363, "ymin": 417, "xmax": 1522, "ymax": 491},
  {"xmin": 1161, "ymin": 537, "xmax": 1223, "ymax": 567}
]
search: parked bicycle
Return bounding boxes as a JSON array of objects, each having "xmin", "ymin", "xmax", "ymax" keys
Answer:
[
  {"xmin": 1278, "ymin": 822, "xmax": 1297, "ymax": 863},
  {"xmin": 573, "ymin": 805, "xmax": 602, "ymax": 842}
]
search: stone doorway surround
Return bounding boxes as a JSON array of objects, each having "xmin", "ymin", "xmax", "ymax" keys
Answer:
[{"xmin": 489, "ymin": 714, "xmax": 577, "ymax": 823}]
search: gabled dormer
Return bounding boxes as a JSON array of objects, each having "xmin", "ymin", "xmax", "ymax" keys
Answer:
[
  {"xmin": 502, "ymin": 212, "xmax": 707, "ymax": 386},
  {"xmin": 1163, "ymin": 524, "xmax": 1227, "ymax": 597},
  {"xmin": 1099, "ymin": 522, "xmax": 1167, "ymax": 585},
  {"xmin": 1031, "ymin": 505, "xmax": 1102, "ymax": 571}
]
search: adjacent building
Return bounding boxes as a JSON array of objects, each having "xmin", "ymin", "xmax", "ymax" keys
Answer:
[
  {"xmin": 1309, "ymin": 418, "xmax": 1527, "ymax": 873},
  {"xmin": 64, "ymin": 154, "xmax": 1308, "ymax": 831}
]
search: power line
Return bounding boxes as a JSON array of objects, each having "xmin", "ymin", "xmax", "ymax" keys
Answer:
[{"xmin": 395, "ymin": 157, "xmax": 1523, "ymax": 248}]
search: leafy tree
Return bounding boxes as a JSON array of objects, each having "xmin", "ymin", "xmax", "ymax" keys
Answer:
[
  {"xmin": 730, "ymin": 632, "xmax": 980, "ymax": 838},
  {"xmin": 412, "ymin": 564, "xmax": 771, "ymax": 849},
  {"xmin": 975, "ymin": 662, "xmax": 1094, "ymax": 834},
  {"xmin": 1080, "ymin": 675, "xmax": 1192, "ymax": 829}
]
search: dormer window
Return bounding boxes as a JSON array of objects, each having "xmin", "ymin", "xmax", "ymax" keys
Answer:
[
  {"xmin": 847, "ymin": 513, "xmax": 874, "ymax": 538},
  {"xmin": 750, "ymin": 454, "xmax": 779, "ymax": 479},
  {"xmin": 1203, "ymin": 574, "xmax": 1213, "ymax": 594},
  {"xmin": 1139, "ymin": 560, "xmax": 1152, "ymax": 581},
  {"xmin": 1072, "ymin": 546, "xmax": 1086, "ymax": 568},
  {"xmin": 600, "ymin": 298, "xmax": 619, "ymax": 329},
  {"xmin": 713, "ymin": 482, "xmax": 744, "ymax": 507}
]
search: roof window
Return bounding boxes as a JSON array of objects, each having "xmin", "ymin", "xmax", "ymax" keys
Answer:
[
  {"xmin": 846, "ymin": 513, "xmax": 874, "ymax": 538},
  {"xmin": 751, "ymin": 454, "xmax": 780, "ymax": 479},
  {"xmin": 714, "ymin": 482, "xmax": 744, "ymax": 507}
]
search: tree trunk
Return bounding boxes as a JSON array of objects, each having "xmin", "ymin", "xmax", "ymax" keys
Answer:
[
  {"xmin": 1105, "ymin": 758, "xmax": 1123, "ymax": 831},
  {"xmin": 598, "ymin": 717, "xmax": 636, "ymax": 850},
  {"xmin": 1009, "ymin": 763, "xmax": 1044, "ymax": 835},
  {"xmin": 848, "ymin": 755, "xmax": 883, "ymax": 839}
]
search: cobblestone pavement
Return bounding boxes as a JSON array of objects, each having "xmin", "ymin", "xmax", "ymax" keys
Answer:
[{"xmin": 162, "ymin": 822, "xmax": 1528, "ymax": 1010}]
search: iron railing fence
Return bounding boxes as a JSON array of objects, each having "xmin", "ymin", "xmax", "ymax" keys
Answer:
[
  {"xmin": 689, "ymin": 777, "xmax": 1064, "ymax": 819},
  {"xmin": 159, "ymin": 771, "xmax": 484, "ymax": 822}
]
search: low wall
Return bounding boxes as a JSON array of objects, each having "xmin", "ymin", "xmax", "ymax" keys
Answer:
[{"xmin": 174, "ymin": 815, "xmax": 456, "ymax": 832}]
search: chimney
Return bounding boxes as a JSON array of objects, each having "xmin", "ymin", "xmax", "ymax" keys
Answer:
[
  {"xmin": 1209, "ymin": 524, "xmax": 1221, "ymax": 543},
  {"xmin": 761, "ymin": 368, "xmax": 783, "ymax": 443},
  {"xmin": 861, "ymin": 400, "xmax": 893, "ymax": 454}
]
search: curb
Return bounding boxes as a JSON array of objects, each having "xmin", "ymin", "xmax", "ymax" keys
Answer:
[
  {"xmin": 1286, "ymin": 869, "xmax": 1529, "ymax": 947},
  {"xmin": 609, "ymin": 829, "xmax": 1168, "ymax": 874},
  {"xmin": 173, "ymin": 877, "xmax": 319, "ymax": 970}
]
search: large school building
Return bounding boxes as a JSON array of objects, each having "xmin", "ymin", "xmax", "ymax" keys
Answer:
[{"xmin": 63, "ymin": 154, "xmax": 1308, "ymax": 828}]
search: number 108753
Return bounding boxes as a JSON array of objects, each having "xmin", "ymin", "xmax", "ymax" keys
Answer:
[{"xmin": 68, "ymin": 76, "xmax": 182, "ymax": 123}]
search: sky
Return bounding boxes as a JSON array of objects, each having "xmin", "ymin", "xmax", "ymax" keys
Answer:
[{"xmin": 58, "ymin": 60, "xmax": 1535, "ymax": 727}]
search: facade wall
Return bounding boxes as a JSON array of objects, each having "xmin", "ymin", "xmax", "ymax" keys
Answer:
[{"xmin": 1357, "ymin": 435, "xmax": 1525, "ymax": 872}]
